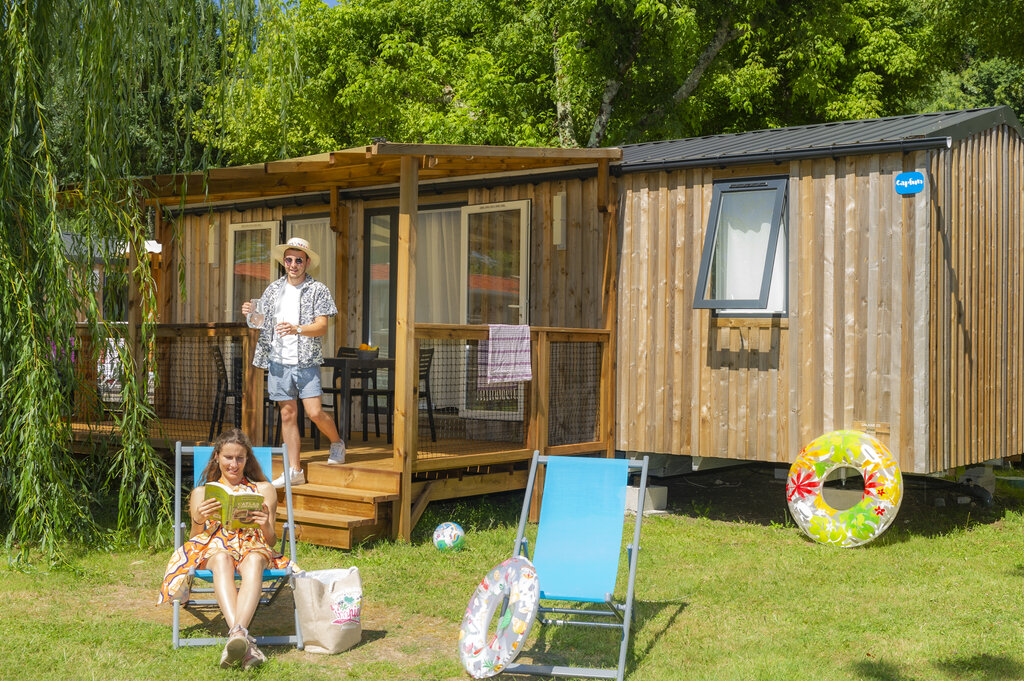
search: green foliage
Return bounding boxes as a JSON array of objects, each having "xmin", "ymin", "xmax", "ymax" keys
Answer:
[
  {"xmin": 199, "ymin": 0, "xmax": 936, "ymax": 161},
  {"xmin": 916, "ymin": 0, "xmax": 1024, "ymax": 120},
  {"xmin": 918, "ymin": 57, "xmax": 1024, "ymax": 118},
  {"xmin": 0, "ymin": 0, "xmax": 291, "ymax": 564}
]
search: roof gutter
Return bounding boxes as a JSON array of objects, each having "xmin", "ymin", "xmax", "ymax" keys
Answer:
[{"xmin": 613, "ymin": 136, "xmax": 952, "ymax": 175}]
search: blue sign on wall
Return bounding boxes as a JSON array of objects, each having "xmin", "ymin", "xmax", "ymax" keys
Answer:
[{"xmin": 894, "ymin": 171, "xmax": 925, "ymax": 195}]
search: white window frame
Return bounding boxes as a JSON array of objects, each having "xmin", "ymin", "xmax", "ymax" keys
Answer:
[
  {"xmin": 693, "ymin": 177, "xmax": 788, "ymax": 315},
  {"xmin": 225, "ymin": 220, "xmax": 278, "ymax": 321},
  {"xmin": 459, "ymin": 199, "xmax": 531, "ymax": 420},
  {"xmin": 460, "ymin": 200, "xmax": 531, "ymax": 325}
]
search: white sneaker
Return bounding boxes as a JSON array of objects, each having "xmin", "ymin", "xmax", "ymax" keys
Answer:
[
  {"xmin": 327, "ymin": 441, "xmax": 346, "ymax": 465},
  {"xmin": 272, "ymin": 467, "xmax": 306, "ymax": 488}
]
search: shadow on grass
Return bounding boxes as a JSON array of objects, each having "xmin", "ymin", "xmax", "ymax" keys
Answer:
[
  {"xmin": 508, "ymin": 598, "xmax": 687, "ymax": 674},
  {"xmin": 933, "ymin": 653, "xmax": 1024, "ymax": 679},
  {"xmin": 660, "ymin": 462, "xmax": 1024, "ymax": 540},
  {"xmin": 849, "ymin": 659, "xmax": 917, "ymax": 680},
  {"xmin": 632, "ymin": 598, "xmax": 688, "ymax": 662}
]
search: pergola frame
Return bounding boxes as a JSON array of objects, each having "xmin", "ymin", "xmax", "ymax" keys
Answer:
[{"xmin": 143, "ymin": 142, "xmax": 622, "ymax": 540}]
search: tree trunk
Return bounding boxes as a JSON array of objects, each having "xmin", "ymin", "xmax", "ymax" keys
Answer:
[
  {"xmin": 586, "ymin": 28, "xmax": 643, "ymax": 148},
  {"xmin": 553, "ymin": 26, "xmax": 577, "ymax": 148}
]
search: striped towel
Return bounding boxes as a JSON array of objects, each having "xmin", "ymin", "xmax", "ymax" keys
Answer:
[{"xmin": 486, "ymin": 324, "xmax": 532, "ymax": 383}]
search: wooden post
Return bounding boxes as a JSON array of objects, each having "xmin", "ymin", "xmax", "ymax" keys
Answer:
[
  {"xmin": 152, "ymin": 204, "xmax": 166, "ymax": 322},
  {"xmin": 126, "ymin": 236, "xmax": 145, "ymax": 398},
  {"xmin": 242, "ymin": 328, "xmax": 264, "ymax": 445},
  {"xmin": 599, "ymin": 164, "xmax": 618, "ymax": 458},
  {"xmin": 331, "ymin": 187, "xmax": 350, "ymax": 348},
  {"xmin": 528, "ymin": 330, "xmax": 551, "ymax": 522},
  {"xmin": 392, "ymin": 155, "xmax": 419, "ymax": 541}
]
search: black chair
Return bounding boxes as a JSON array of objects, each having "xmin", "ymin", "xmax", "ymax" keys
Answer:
[
  {"xmin": 208, "ymin": 346, "xmax": 242, "ymax": 441},
  {"xmin": 359, "ymin": 347, "xmax": 435, "ymax": 444},
  {"xmin": 419, "ymin": 347, "xmax": 436, "ymax": 442},
  {"xmin": 322, "ymin": 346, "xmax": 381, "ymax": 440}
]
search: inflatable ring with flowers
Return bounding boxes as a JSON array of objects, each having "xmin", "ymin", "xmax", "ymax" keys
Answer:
[
  {"xmin": 458, "ymin": 556, "xmax": 540, "ymax": 679},
  {"xmin": 786, "ymin": 430, "xmax": 903, "ymax": 547}
]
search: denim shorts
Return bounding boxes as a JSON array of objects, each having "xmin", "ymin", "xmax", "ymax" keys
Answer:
[{"xmin": 267, "ymin": 362, "xmax": 322, "ymax": 401}]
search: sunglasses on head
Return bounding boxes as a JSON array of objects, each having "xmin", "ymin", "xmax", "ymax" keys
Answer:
[{"xmin": 284, "ymin": 256, "xmax": 305, "ymax": 265}]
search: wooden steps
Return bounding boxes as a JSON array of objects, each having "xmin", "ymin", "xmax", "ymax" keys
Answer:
[{"xmin": 273, "ymin": 452, "xmax": 399, "ymax": 550}]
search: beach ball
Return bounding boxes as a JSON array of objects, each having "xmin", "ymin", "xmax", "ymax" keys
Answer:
[{"xmin": 433, "ymin": 522, "xmax": 466, "ymax": 551}]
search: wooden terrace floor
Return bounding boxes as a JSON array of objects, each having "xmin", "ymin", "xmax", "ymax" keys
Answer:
[{"xmin": 69, "ymin": 417, "xmax": 532, "ymax": 473}]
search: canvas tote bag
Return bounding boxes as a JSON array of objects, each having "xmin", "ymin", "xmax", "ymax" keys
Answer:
[{"xmin": 293, "ymin": 567, "xmax": 363, "ymax": 653}]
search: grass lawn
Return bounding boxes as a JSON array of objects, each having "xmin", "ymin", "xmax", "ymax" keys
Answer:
[{"xmin": 2, "ymin": 463, "xmax": 1024, "ymax": 681}]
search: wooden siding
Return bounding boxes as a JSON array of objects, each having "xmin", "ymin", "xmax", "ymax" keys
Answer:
[
  {"xmin": 164, "ymin": 178, "xmax": 606, "ymax": 329},
  {"xmin": 467, "ymin": 177, "xmax": 606, "ymax": 328},
  {"xmin": 617, "ymin": 155, "xmax": 935, "ymax": 473},
  {"xmin": 931, "ymin": 126, "xmax": 1024, "ymax": 471}
]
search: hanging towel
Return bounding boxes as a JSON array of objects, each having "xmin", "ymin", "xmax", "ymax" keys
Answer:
[
  {"xmin": 485, "ymin": 324, "xmax": 532, "ymax": 384},
  {"xmin": 476, "ymin": 340, "xmax": 513, "ymax": 402}
]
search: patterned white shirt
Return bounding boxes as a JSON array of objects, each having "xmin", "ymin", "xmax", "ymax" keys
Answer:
[{"xmin": 251, "ymin": 275, "xmax": 338, "ymax": 369}]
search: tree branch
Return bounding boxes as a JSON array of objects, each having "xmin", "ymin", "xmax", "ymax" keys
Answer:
[{"xmin": 638, "ymin": 14, "xmax": 744, "ymax": 132}]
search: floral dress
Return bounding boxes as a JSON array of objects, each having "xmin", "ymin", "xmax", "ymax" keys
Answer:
[{"xmin": 157, "ymin": 478, "xmax": 292, "ymax": 605}]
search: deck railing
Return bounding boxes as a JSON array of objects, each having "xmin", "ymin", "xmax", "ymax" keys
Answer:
[
  {"xmin": 413, "ymin": 324, "xmax": 613, "ymax": 469},
  {"xmin": 69, "ymin": 323, "xmax": 613, "ymax": 468},
  {"xmin": 70, "ymin": 323, "xmax": 255, "ymax": 446}
]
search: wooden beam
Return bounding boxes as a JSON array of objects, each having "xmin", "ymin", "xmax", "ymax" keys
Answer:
[
  {"xmin": 371, "ymin": 142, "xmax": 622, "ymax": 161},
  {"xmin": 601, "ymin": 188, "xmax": 619, "ymax": 459},
  {"xmin": 336, "ymin": 193, "xmax": 349, "ymax": 353},
  {"xmin": 409, "ymin": 481, "xmax": 439, "ymax": 532},
  {"xmin": 411, "ymin": 468, "xmax": 529, "ymax": 502},
  {"xmin": 392, "ymin": 155, "xmax": 420, "ymax": 542},
  {"xmin": 597, "ymin": 159, "xmax": 610, "ymax": 213},
  {"xmin": 152, "ymin": 205, "xmax": 167, "ymax": 322},
  {"xmin": 527, "ymin": 331, "xmax": 550, "ymax": 522},
  {"xmin": 241, "ymin": 328, "xmax": 264, "ymax": 445}
]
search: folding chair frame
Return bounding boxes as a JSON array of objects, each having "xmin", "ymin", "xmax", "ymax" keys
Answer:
[
  {"xmin": 505, "ymin": 451, "xmax": 649, "ymax": 681},
  {"xmin": 171, "ymin": 442, "xmax": 304, "ymax": 650}
]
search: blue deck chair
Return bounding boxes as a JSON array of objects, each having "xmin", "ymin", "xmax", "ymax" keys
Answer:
[
  {"xmin": 506, "ymin": 451, "xmax": 649, "ymax": 681},
  {"xmin": 171, "ymin": 442, "xmax": 303, "ymax": 650}
]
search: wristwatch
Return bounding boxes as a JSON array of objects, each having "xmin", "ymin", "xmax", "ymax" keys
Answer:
[{"xmin": 296, "ymin": 326, "xmax": 303, "ymax": 336}]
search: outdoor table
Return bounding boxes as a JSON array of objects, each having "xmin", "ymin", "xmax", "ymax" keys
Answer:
[{"xmin": 322, "ymin": 356, "xmax": 395, "ymax": 443}]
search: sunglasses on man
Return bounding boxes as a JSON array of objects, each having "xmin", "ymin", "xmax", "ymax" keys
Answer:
[{"xmin": 284, "ymin": 256, "xmax": 305, "ymax": 265}]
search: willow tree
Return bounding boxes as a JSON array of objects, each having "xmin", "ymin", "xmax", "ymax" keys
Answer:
[{"xmin": 0, "ymin": 0, "xmax": 292, "ymax": 563}]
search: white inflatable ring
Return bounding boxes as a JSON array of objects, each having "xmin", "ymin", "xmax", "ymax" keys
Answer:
[
  {"xmin": 459, "ymin": 556, "xmax": 540, "ymax": 678},
  {"xmin": 786, "ymin": 429, "xmax": 903, "ymax": 547}
]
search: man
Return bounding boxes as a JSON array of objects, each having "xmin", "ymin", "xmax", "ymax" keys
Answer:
[{"xmin": 241, "ymin": 236, "xmax": 345, "ymax": 487}]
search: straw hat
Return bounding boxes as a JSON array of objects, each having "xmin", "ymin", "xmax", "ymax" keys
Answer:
[{"xmin": 272, "ymin": 236, "xmax": 320, "ymax": 272}]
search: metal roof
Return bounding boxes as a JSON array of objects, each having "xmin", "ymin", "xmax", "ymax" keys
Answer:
[{"xmin": 618, "ymin": 106, "xmax": 1023, "ymax": 173}]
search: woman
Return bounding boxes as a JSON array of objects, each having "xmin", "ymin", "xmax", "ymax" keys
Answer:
[{"xmin": 158, "ymin": 429, "xmax": 291, "ymax": 669}]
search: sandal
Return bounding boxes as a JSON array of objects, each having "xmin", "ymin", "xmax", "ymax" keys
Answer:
[
  {"xmin": 241, "ymin": 635, "xmax": 267, "ymax": 670},
  {"xmin": 219, "ymin": 625, "xmax": 249, "ymax": 668}
]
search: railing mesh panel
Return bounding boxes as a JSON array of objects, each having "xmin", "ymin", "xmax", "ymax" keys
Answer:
[
  {"xmin": 72, "ymin": 331, "xmax": 245, "ymax": 445},
  {"xmin": 547, "ymin": 341, "xmax": 601, "ymax": 446},
  {"xmin": 417, "ymin": 338, "xmax": 525, "ymax": 458}
]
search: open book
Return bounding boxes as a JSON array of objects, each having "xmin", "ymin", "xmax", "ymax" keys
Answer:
[{"xmin": 204, "ymin": 481, "xmax": 265, "ymax": 530}]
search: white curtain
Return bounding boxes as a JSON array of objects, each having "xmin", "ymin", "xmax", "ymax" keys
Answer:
[
  {"xmin": 712, "ymin": 190, "xmax": 786, "ymax": 314},
  {"xmin": 415, "ymin": 207, "xmax": 461, "ymax": 323},
  {"xmin": 288, "ymin": 217, "xmax": 336, "ymax": 371}
]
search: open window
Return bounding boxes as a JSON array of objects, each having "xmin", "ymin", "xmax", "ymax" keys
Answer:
[{"xmin": 693, "ymin": 177, "xmax": 788, "ymax": 315}]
